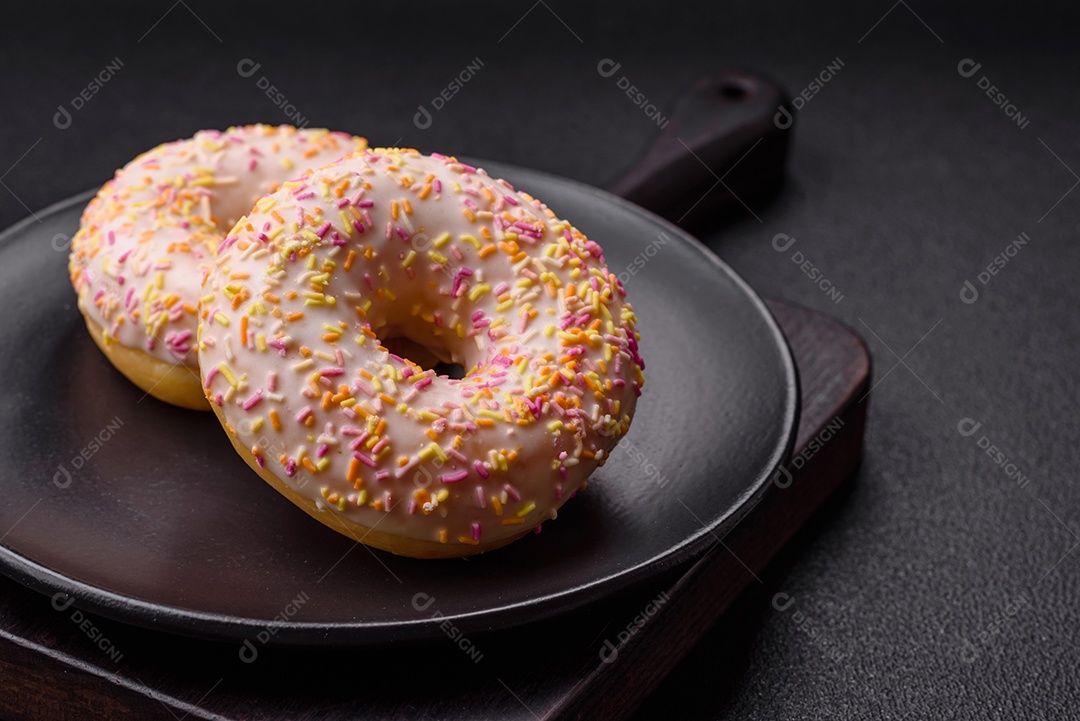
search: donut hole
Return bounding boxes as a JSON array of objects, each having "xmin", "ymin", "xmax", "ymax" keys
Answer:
[{"xmin": 381, "ymin": 335, "xmax": 465, "ymax": 379}]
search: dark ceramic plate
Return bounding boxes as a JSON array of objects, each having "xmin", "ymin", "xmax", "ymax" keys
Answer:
[{"xmin": 0, "ymin": 161, "xmax": 797, "ymax": 645}]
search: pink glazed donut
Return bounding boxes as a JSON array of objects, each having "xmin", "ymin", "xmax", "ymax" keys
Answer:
[
  {"xmin": 198, "ymin": 148, "xmax": 645, "ymax": 557},
  {"xmin": 69, "ymin": 125, "xmax": 368, "ymax": 409}
]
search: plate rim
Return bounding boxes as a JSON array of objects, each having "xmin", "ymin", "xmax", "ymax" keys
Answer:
[{"xmin": 0, "ymin": 163, "xmax": 799, "ymax": 645}]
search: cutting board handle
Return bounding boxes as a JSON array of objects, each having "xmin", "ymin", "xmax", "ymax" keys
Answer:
[{"xmin": 607, "ymin": 69, "xmax": 791, "ymax": 227}]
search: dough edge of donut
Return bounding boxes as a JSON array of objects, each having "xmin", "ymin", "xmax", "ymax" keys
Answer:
[
  {"xmin": 82, "ymin": 313, "xmax": 209, "ymax": 411},
  {"xmin": 208, "ymin": 401, "xmax": 532, "ymax": 559}
]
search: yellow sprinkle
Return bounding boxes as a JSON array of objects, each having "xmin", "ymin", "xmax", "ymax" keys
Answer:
[
  {"xmin": 213, "ymin": 312, "xmax": 230, "ymax": 327},
  {"xmin": 436, "ymin": 489, "xmax": 450, "ymax": 502},
  {"xmin": 432, "ymin": 231, "xmax": 452, "ymax": 248},
  {"xmin": 547, "ymin": 420, "xmax": 563, "ymax": 432},
  {"xmin": 418, "ymin": 442, "xmax": 448, "ymax": 463},
  {"xmin": 468, "ymin": 283, "xmax": 492, "ymax": 301},
  {"xmin": 217, "ymin": 363, "xmax": 238, "ymax": 389},
  {"xmin": 402, "ymin": 250, "xmax": 417, "ymax": 268},
  {"xmin": 516, "ymin": 502, "xmax": 536, "ymax": 518}
]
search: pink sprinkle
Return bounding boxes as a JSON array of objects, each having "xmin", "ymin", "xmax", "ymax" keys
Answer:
[
  {"xmin": 353, "ymin": 219, "xmax": 365, "ymax": 234},
  {"xmin": 440, "ymin": 470, "xmax": 469, "ymax": 483},
  {"xmin": 317, "ymin": 444, "xmax": 329, "ymax": 458},
  {"xmin": 204, "ymin": 367, "xmax": 219, "ymax": 387},
  {"xmin": 504, "ymin": 484, "xmax": 521, "ymax": 502},
  {"xmin": 433, "ymin": 179, "xmax": 442, "ymax": 193},
  {"xmin": 375, "ymin": 470, "xmax": 390, "ymax": 482},
  {"xmin": 414, "ymin": 376, "xmax": 433, "ymax": 390},
  {"xmin": 268, "ymin": 371, "xmax": 277, "ymax": 392},
  {"xmin": 353, "ymin": 451, "xmax": 377, "ymax": 468},
  {"xmin": 371, "ymin": 437, "xmax": 389, "ymax": 455},
  {"xmin": 320, "ymin": 367, "xmax": 345, "ymax": 377},
  {"xmin": 316, "ymin": 222, "xmax": 331, "ymax": 238},
  {"xmin": 471, "ymin": 522, "xmax": 481, "ymax": 541},
  {"xmin": 295, "ymin": 407, "xmax": 312, "ymax": 423},
  {"xmin": 248, "ymin": 158, "xmax": 257, "ymax": 171},
  {"xmin": 475, "ymin": 486, "xmax": 487, "ymax": 507},
  {"xmin": 242, "ymin": 391, "xmax": 262, "ymax": 411},
  {"xmin": 336, "ymin": 198, "xmax": 351, "ymax": 208},
  {"xmin": 474, "ymin": 461, "xmax": 489, "ymax": 479},
  {"xmin": 357, "ymin": 200, "xmax": 374, "ymax": 208}
]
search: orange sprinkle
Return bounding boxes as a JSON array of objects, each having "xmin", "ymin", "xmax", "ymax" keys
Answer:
[
  {"xmin": 491, "ymin": 497, "xmax": 503, "ymax": 516},
  {"xmin": 344, "ymin": 249, "xmax": 356, "ymax": 271},
  {"xmin": 269, "ymin": 410, "xmax": 282, "ymax": 431},
  {"xmin": 478, "ymin": 245, "xmax": 498, "ymax": 259},
  {"xmin": 302, "ymin": 458, "xmax": 318, "ymax": 473},
  {"xmin": 347, "ymin": 457, "xmax": 360, "ymax": 483},
  {"xmin": 458, "ymin": 536, "xmax": 480, "ymax": 545},
  {"xmin": 240, "ymin": 316, "xmax": 248, "ymax": 346},
  {"xmin": 438, "ymin": 529, "xmax": 449, "ymax": 543},
  {"xmin": 286, "ymin": 311, "xmax": 304, "ymax": 322},
  {"xmin": 502, "ymin": 517, "xmax": 524, "ymax": 525},
  {"xmin": 374, "ymin": 420, "xmax": 387, "ymax": 436},
  {"xmin": 271, "ymin": 210, "xmax": 285, "ymax": 224}
]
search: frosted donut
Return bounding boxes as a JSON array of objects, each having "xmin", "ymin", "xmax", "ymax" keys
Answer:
[
  {"xmin": 199, "ymin": 148, "xmax": 645, "ymax": 558},
  {"xmin": 68, "ymin": 125, "xmax": 368, "ymax": 410}
]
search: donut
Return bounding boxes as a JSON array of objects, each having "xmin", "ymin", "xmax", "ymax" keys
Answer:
[
  {"xmin": 198, "ymin": 148, "xmax": 645, "ymax": 558},
  {"xmin": 68, "ymin": 125, "xmax": 369, "ymax": 410}
]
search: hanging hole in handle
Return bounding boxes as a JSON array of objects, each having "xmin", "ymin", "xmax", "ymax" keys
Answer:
[{"xmin": 718, "ymin": 82, "xmax": 751, "ymax": 101}]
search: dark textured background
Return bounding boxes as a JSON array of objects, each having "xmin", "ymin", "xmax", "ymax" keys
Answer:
[{"xmin": 3, "ymin": 1, "xmax": 1078, "ymax": 718}]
